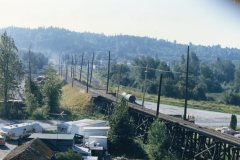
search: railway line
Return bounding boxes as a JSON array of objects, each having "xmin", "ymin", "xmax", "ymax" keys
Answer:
[{"xmin": 62, "ymin": 67, "xmax": 240, "ymax": 159}]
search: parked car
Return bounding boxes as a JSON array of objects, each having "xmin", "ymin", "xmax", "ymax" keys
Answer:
[
  {"xmin": 0, "ymin": 122, "xmax": 42, "ymax": 140},
  {"xmin": 0, "ymin": 135, "xmax": 6, "ymax": 145}
]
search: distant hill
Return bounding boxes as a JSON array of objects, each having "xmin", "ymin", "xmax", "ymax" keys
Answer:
[{"xmin": 1, "ymin": 27, "xmax": 240, "ymax": 63}]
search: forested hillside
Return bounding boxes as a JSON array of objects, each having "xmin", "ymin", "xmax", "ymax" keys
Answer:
[{"xmin": 1, "ymin": 27, "xmax": 240, "ymax": 63}]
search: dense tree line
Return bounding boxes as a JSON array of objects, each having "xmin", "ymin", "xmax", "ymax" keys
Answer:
[
  {"xmin": 106, "ymin": 53, "xmax": 240, "ymax": 105},
  {"xmin": 1, "ymin": 27, "xmax": 240, "ymax": 63},
  {"xmin": 25, "ymin": 66, "xmax": 63, "ymax": 119},
  {"xmin": 21, "ymin": 50, "xmax": 48, "ymax": 74}
]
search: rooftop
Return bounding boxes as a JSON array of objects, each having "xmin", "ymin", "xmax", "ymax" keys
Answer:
[
  {"xmin": 4, "ymin": 138, "xmax": 53, "ymax": 160},
  {"xmin": 89, "ymin": 136, "xmax": 107, "ymax": 139},
  {"xmin": 83, "ymin": 126, "xmax": 110, "ymax": 130},
  {"xmin": 29, "ymin": 133, "xmax": 74, "ymax": 140},
  {"xmin": 2, "ymin": 123, "xmax": 34, "ymax": 129}
]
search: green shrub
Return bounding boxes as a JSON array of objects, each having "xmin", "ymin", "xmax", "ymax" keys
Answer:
[
  {"xmin": 224, "ymin": 91, "xmax": 240, "ymax": 105},
  {"xmin": 29, "ymin": 109, "xmax": 49, "ymax": 120},
  {"xmin": 148, "ymin": 119, "xmax": 177, "ymax": 160},
  {"xmin": 54, "ymin": 150, "xmax": 82, "ymax": 160},
  {"xmin": 108, "ymin": 99, "xmax": 134, "ymax": 153},
  {"xmin": 230, "ymin": 114, "xmax": 237, "ymax": 130}
]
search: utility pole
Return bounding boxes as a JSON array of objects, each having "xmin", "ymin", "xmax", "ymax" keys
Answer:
[
  {"xmin": 60, "ymin": 55, "xmax": 63, "ymax": 77},
  {"xmin": 58, "ymin": 55, "xmax": 60, "ymax": 75},
  {"xmin": 72, "ymin": 65, "xmax": 74, "ymax": 87},
  {"xmin": 28, "ymin": 48, "xmax": 32, "ymax": 83},
  {"xmin": 90, "ymin": 52, "xmax": 95, "ymax": 85},
  {"xmin": 106, "ymin": 51, "xmax": 111, "ymax": 94},
  {"xmin": 79, "ymin": 53, "xmax": 84, "ymax": 82},
  {"xmin": 72, "ymin": 55, "xmax": 76, "ymax": 87},
  {"xmin": 184, "ymin": 46, "xmax": 190, "ymax": 120},
  {"xmin": 142, "ymin": 65, "xmax": 148, "ymax": 107},
  {"xmin": 65, "ymin": 55, "xmax": 69, "ymax": 81},
  {"xmin": 66, "ymin": 55, "xmax": 70, "ymax": 81},
  {"xmin": 87, "ymin": 60, "xmax": 90, "ymax": 93},
  {"xmin": 156, "ymin": 74, "xmax": 163, "ymax": 117},
  {"xmin": 71, "ymin": 55, "xmax": 73, "ymax": 78},
  {"xmin": 74, "ymin": 54, "xmax": 77, "ymax": 76},
  {"xmin": 65, "ymin": 64, "xmax": 68, "ymax": 81},
  {"xmin": 117, "ymin": 64, "xmax": 123, "ymax": 100}
]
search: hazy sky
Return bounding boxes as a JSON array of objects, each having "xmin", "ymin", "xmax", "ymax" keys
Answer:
[{"xmin": 0, "ymin": 0, "xmax": 239, "ymax": 48}]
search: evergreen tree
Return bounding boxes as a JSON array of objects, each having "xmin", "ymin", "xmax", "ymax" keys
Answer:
[
  {"xmin": 230, "ymin": 114, "xmax": 237, "ymax": 130},
  {"xmin": 54, "ymin": 150, "xmax": 82, "ymax": 160},
  {"xmin": 42, "ymin": 66, "xmax": 62, "ymax": 113},
  {"xmin": 0, "ymin": 32, "xmax": 23, "ymax": 117},
  {"xmin": 25, "ymin": 92, "xmax": 38, "ymax": 114},
  {"xmin": 109, "ymin": 99, "xmax": 134, "ymax": 149},
  {"xmin": 148, "ymin": 119, "xmax": 176, "ymax": 160}
]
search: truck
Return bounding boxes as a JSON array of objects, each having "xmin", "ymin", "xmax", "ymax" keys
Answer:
[{"xmin": 0, "ymin": 122, "xmax": 43, "ymax": 140}]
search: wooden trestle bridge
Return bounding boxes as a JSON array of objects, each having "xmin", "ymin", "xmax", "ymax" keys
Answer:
[
  {"xmin": 87, "ymin": 85, "xmax": 240, "ymax": 160},
  {"xmin": 60, "ymin": 62, "xmax": 240, "ymax": 160}
]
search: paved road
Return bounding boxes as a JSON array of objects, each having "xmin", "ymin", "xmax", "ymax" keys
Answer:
[{"xmin": 137, "ymin": 100, "xmax": 240, "ymax": 127}]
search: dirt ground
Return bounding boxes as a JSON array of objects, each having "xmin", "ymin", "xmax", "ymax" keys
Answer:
[{"xmin": 0, "ymin": 141, "xmax": 18, "ymax": 160}]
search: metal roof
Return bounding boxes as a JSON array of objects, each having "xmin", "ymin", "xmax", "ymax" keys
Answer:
[
  {"xmin": 29, "ymin": 133, "xmax": 74, "ymax": 140},
  {"xmin": 63, "ymin": 119, "xmax": 107, "ymax": 127},
  {"xmin": 83, "ymin": 126, "xmax": 110, "ymax": 130},
  {"xmin": 2, "ymin": 122, "xmax": 35, "ymax": 129},
  {"xmin": 89, "ymin": 136, "xmax": 107, "ymax": 139}
]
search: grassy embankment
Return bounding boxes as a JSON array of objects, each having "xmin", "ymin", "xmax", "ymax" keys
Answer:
[{"xmin": 60, "ymin": 84, "xmax": 104, "ymax": 120}]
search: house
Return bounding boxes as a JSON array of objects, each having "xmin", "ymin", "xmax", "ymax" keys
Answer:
[
  {"xmin": 29, "ymin": 133, "xmax": 74, "ymax": 152},
  {"xmin": 4, "ymin": 138, "xmax": 53, "ymax": 160}
]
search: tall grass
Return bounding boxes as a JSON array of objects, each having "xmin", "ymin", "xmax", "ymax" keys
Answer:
[{"xmin": 60, "ymin": 84, "xmax": 104, "ymax": 120}]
